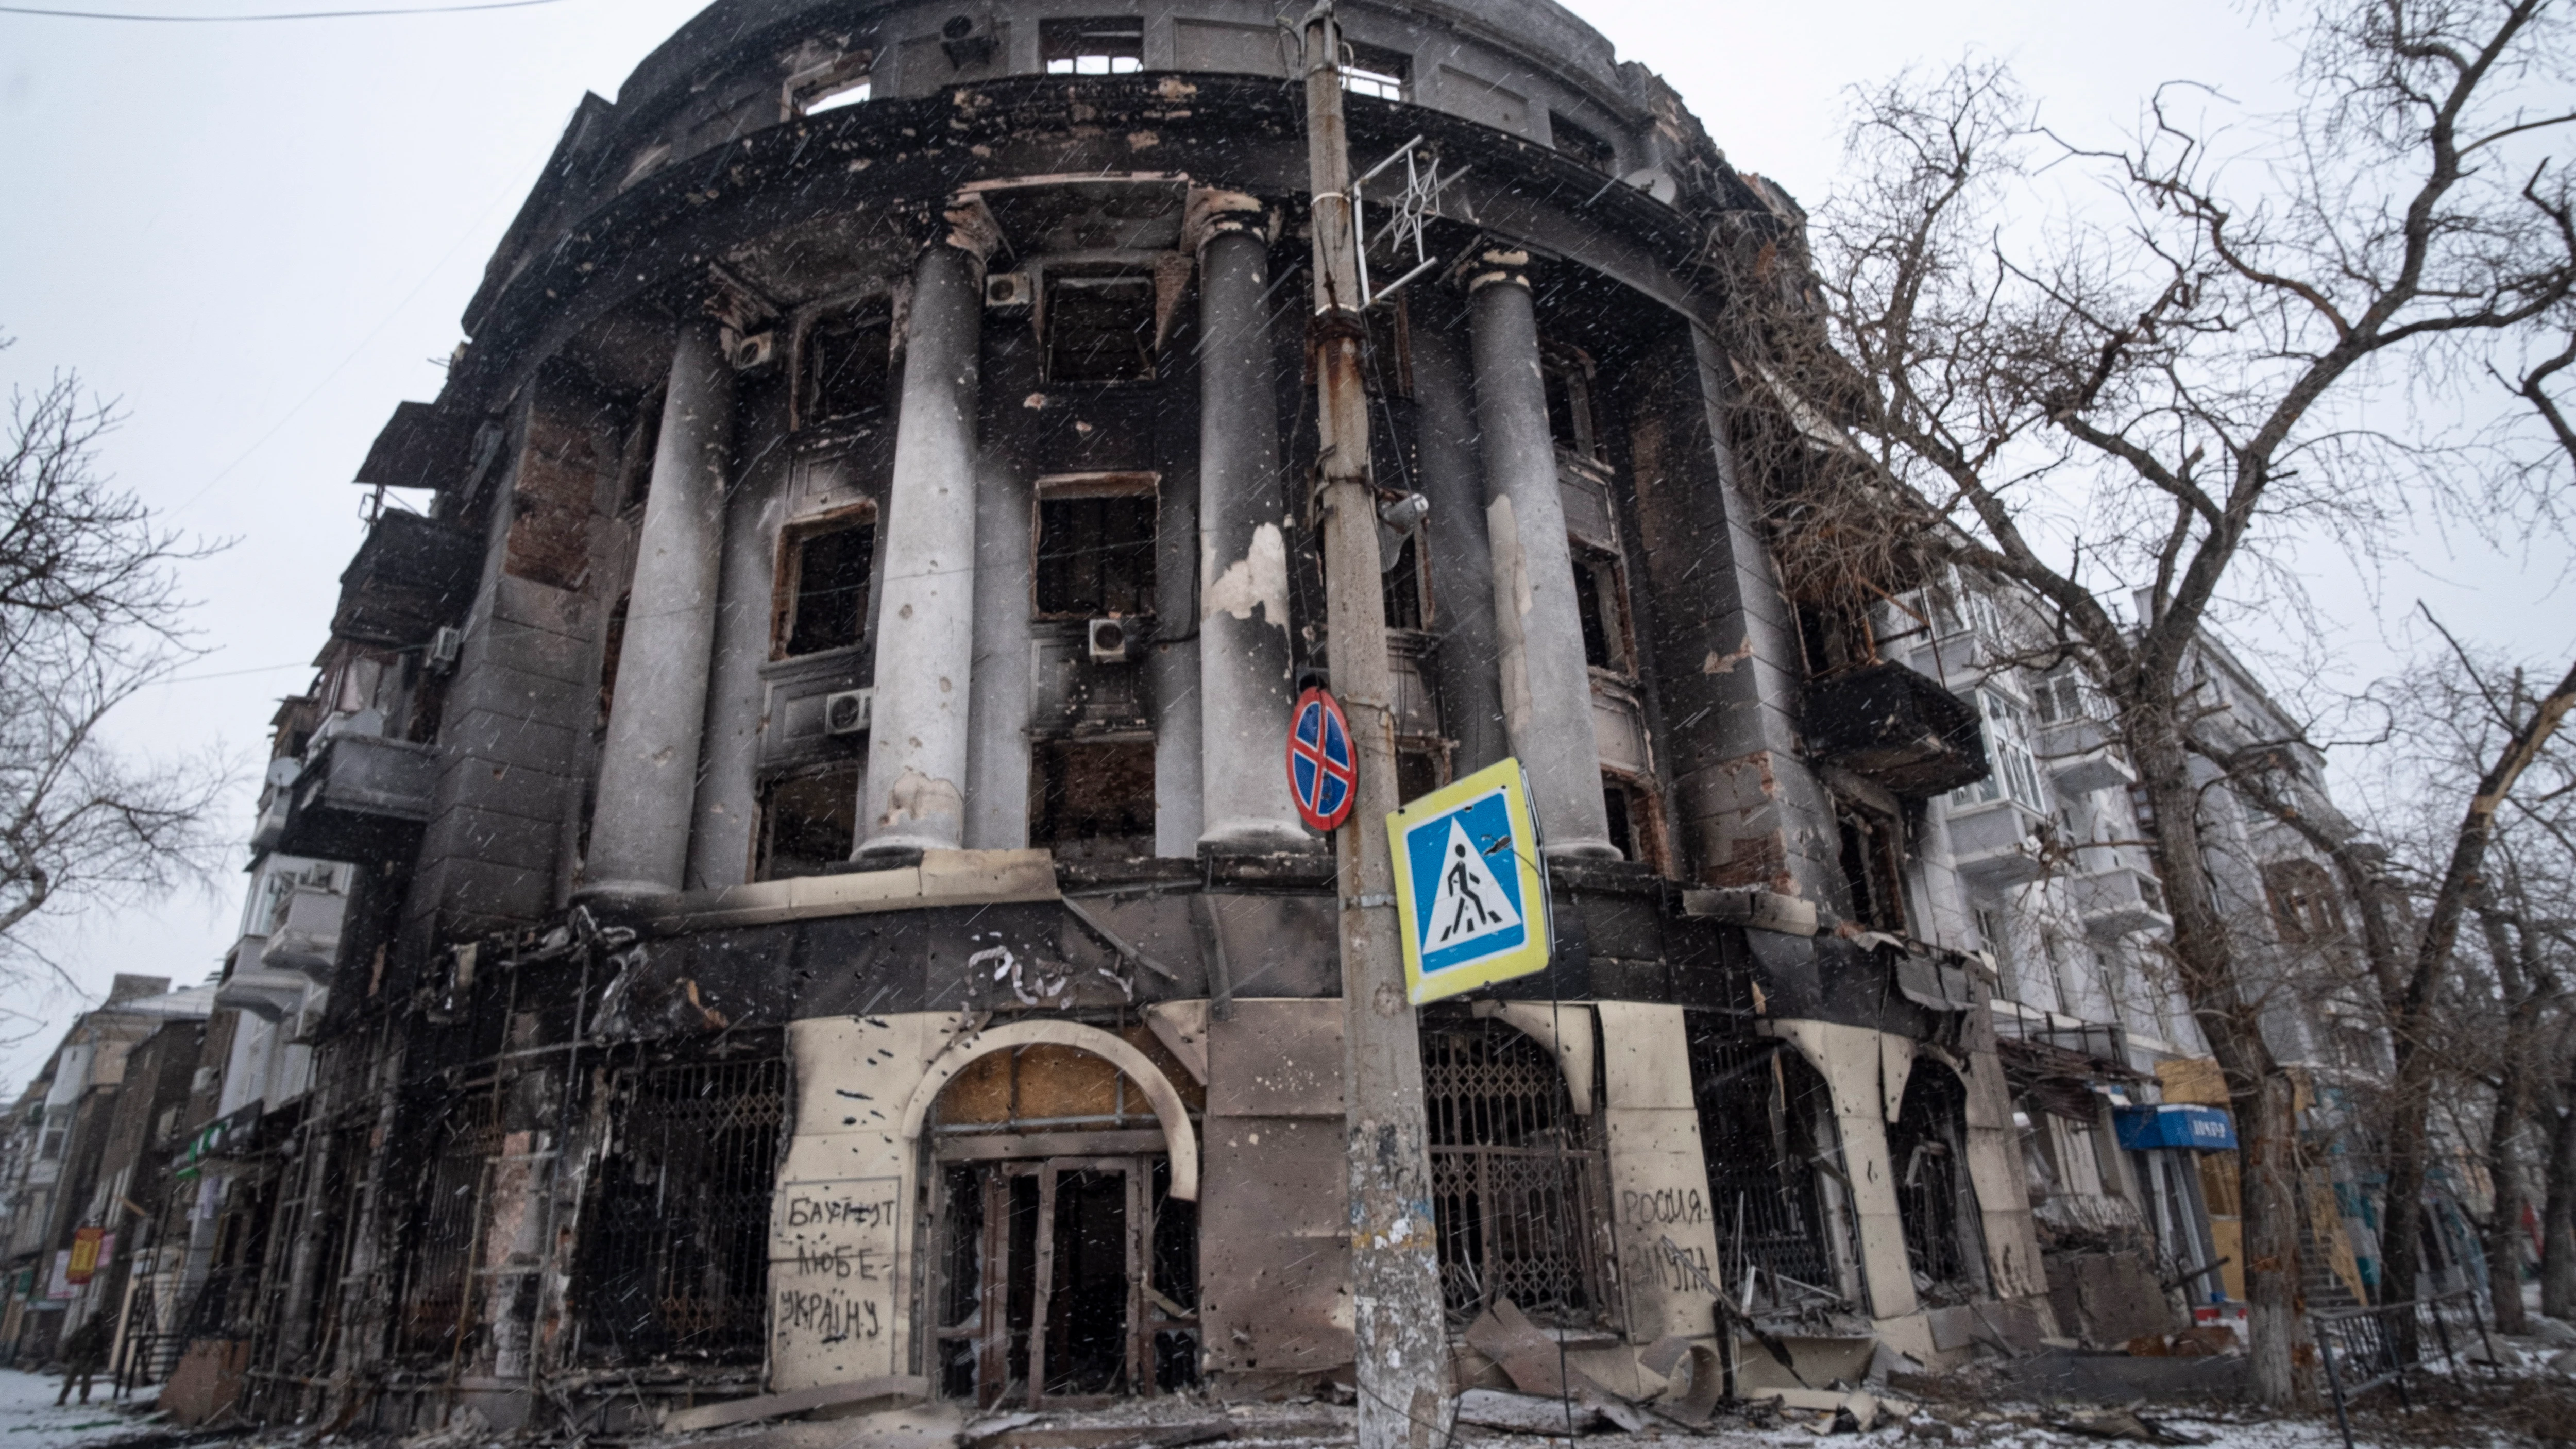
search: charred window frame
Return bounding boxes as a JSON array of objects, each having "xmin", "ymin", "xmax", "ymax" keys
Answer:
[
  {"xmin": 1341, "ymin": 40, "xmax": 1409, "ymax": 100},
  {"xmin": 773, "ymin": 505, "xmax": 878, "ymax": 659},
  {"xmin": 1363, "ymin": 293, "xmax": 1414, "ymax": 398},
  {"xmin": 1688, "ymin": 1033, "xmax": 1849, "ymax": 1307},
  {"xmin": 1042, "ymin": 271, "xmax": 1160, "ymax": 385},
  {"xmin": 1834, "ymin": 798, "xmax": 1908, "ymax": 935},
  {"xmin": 1549, "ymin": 112, "xmax": 1618, "ymax": 174},
  {"xmin": 756, "ymin": 764, "xmax": 861, "ymax": 880},
  {"xmin": 800, "ymin": 304, "xmax": 894, "ymax": 429},
  {"xmin": 1382, "ymin": 527, "xmax": 1429, "ymax": 631},
  {"xmin": 1569, "ymin": 543, "xmax": 1635, "ymax": 676},
  {"xmin": 1542, "ymin": 349, "xmax": 1604, "ymax": 461},
  {"xmin": 1421, "ymin": 1016, "xmax": 1616, "ymax": 1328},
  {"xmin": 1034, "ymin": 474, "xmax": 1158, "ymax": 620},
  {"xmin": 574, "ymin": 1045, "xmax": 788, "ymax": 1364},
  {"xmin": 1042, "ymin": 17, "xmax": 1143, "ymax": 74}
]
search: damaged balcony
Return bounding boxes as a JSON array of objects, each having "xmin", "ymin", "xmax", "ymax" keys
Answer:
[
  {"xmin": 2072, "ymin": 862, "xmax": 2173, "ymax": 940},
  {"xmin": 1803, "ymin": 663, "xmax": 1989, "ymax": 798},
  {"xmin": 330, "ymin": 507, "xmax": 483, "ymax": 648},
  {"xmin": 272, "ymin": 730, "xmax": 436, "ymax": 865},
  {"xmin": 1946, "ymin": 798, "xmax": 2049, "ymax": 891}
]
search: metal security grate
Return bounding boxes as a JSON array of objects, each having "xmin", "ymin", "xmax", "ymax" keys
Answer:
[
  {"xmin": 1422, "ymin": 1022, "xmax": 1612, "ymax": 1326},
  {"xmin": 577, "ymin": 1053, "xmax": 787, "ymax": 1362},
  {"xmin": 398, "ymin": 1114, "xmax": 501, "ymax": 1355},
  {"xmin": 1689, "ymin": 1036, "xmax": 1841, "ymax": 1298}
]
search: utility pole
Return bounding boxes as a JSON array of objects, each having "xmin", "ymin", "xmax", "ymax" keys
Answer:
[{"xmin": 1300, "ymin": 7, "xmax": 1453, "ymax": 1448}]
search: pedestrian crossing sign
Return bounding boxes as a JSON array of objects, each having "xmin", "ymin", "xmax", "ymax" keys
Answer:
[{"xmin": 1387, "ymin": 758, "xmax": 1551, "ymax": 1004}]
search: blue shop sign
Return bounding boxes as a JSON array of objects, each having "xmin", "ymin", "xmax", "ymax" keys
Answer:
[{"xmin": 2115, "ymin": 1104, "xmax": 2239, "ymax": 1152}]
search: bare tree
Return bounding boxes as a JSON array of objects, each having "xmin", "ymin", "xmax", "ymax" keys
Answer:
[
  {"xmin": 0, "ymin": 335, "xmax": 230, "ymax": 1021},
  {"xmin": 1712, "ymin": 1, "xmax": 2576, "ymax": 1403}
]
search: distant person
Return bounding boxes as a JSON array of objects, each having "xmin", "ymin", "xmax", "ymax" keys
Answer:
[{"xmin": 56, "ymin": 1314, "xmax": 111, "ymax": 1405}]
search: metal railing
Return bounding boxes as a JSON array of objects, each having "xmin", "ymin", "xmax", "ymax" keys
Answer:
[{"xmin": 2313, "ymin": 1289, "xmax": 2497, "ymax": 1449}]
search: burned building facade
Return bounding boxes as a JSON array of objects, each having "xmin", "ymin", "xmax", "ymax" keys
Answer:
[{"xmin": 169, "ymin": 0, "xmax": 2061, "ymax": 1429}]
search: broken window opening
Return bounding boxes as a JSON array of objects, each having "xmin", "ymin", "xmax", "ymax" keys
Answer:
[
  {"xmin": 775, "ymin": 511, "xmax": 877, "ymax": 658},
  {"xmin": 1341, "ymin": 40, "xmax": 1409, "ymax": 100},
  {"xmin": 1602, "ymin": 772, "xmax": 1668, "ymax": 875},
  {"xmin": 1543, "ymin": 352, "xmax": 1603, "ymax": 459},
  {"xmin": 1688, "ymin": 1033, "xmax": 1847, "ymax": 1309},
  {"xmin": 1834, "ymin": 802, "xmax": 1908, "ymax": 935},
  {"xmin": 1043, "ymin": 273, "xmax": 1159, "ymax": 385},
  {"xmin": 1363, "ymin": 288, "xmax": 1414, "ymax": 398},
  {"xmin": 618, "ymin": 392, "xmax": 664, "ymax": 514},
  {"xmin": 1550, "ymin": 113, "xmax": 1618, "ymax": 174},
  {"xmin": 575, "ymin": 1050, "xmax": 787, "ymax": 1363},
  {"xmin": 1042, "ymin": 18, "xmax": 1144, "ymax": 75},
  {"xmin": 757, "ymin": 765, "xmax": 860, "ymax": 880},
  {"xmin": 1397, "ymin": 739, "xmax": 1449, "ymax": 808},
  {"xmin": 1035, "ymin": 480, "xmax": 1157, "ymax": 619},
  {"xmin": 1570, "ymin": 544, "xmax": 1633, "ymax": 675},
  {"xmin": 1422, "ymin": 1018, "xmax": 1615, "ymax": 1328},
  {"xmin": 1887, "ymin": 1064, "xmax": 1988, "ymax": 1303},
  {"xmin": 1793, "ymin": 598, "xmax": 1877, "ymax": 679},
  {"xmin": 787, "ymin": 50, "xmax": 874, "ymax": 117},
  {"xmin": 802, "ymin": 308, "xmax": 893, "ymax": 427},
  {"xmin": 1031, "ymin": 740, "xmax": 1156, "ymax": 862},
  {"xmin": 1383, "ymin": 529, "xmax": 1428, "ymax": 631}
]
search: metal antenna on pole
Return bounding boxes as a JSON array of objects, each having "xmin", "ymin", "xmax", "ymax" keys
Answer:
[{"xmin": 1298, "ymin": 6, "xmax": 1454, "ymax": 1448}]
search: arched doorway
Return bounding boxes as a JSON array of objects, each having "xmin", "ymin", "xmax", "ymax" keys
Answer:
[
  {"xmin": 921, "ymin": 1028, "xmax": 1201, "ymax": 1409},
  {"xmin": 1419, "ymin": 1013, "xmax": 1615, "ymax": 1328},
  {"xmin": 1888, "ymin": 1061, "xmax": 1989, "ymax": 1302}
]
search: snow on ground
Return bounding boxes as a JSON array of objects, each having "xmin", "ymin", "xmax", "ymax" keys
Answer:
[{"xmin": 0, "ymin": 1369, "xmax": 164, "ymax": 1449}]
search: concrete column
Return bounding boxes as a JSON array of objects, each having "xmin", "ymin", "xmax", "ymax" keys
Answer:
[
  {"xmin": 689, "ymin": 378, "xmax": 793, "ymax": 889},
  {"xmin": 1193, "ymin": 209, "xmax": 1306, "ymax": 854},
  {"xmin": 581, "ymin": 316, "xmax": 735, "ymax": 905},
  {"xmin": 1466, "ymin": 250, "xmax": 1616, "ymax": 859},
  {"xmin": 863, "ymin": 216, "xmax": 993, "ymax": 858},
  {"xmin": 1408, "ymin": 288, "xmax": 1509, "ymax": 775},
  {"xmin": 964, "ymin": 331, "xmax": 1035, "ymax": 851}
]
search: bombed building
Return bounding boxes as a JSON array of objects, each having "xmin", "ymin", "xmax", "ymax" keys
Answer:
[{"xmin": 75, "ymin": 0, "xmax": 2100, "ymax": 1431}]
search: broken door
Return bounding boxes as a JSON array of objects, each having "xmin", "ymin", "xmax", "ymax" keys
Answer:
[{"xmin": 932, "ymin": 1154, "xmax": 1197, "ymax": 1408}]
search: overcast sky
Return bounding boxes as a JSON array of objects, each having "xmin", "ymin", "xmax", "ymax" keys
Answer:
[{"xmin": 1, "ymin": 0, "xmax": 2566, "ymax": 1090}]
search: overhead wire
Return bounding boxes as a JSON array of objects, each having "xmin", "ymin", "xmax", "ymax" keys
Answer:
[{"xmin": 0, "ymin": 0, "xmax": 569, "ymax": 19}]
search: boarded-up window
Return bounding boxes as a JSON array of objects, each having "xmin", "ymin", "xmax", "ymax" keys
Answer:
[
  {"xmin": 1030, "ymin": 740, "xmax": 1155, "ymax": 860},
  {"xmin": 775, "ymin": 513, "xmax": 876, "ymax": 658},
  {"xmin": 758, "ymin": 765, "xmax": 859, "ymax": 879}
]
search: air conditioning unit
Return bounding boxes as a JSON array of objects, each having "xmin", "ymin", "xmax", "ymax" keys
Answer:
[
  {"xmin": 426, "ymin": 625, "xmax": 463, "ymax": 675},
  {"xmin": 727, "ymin": 328, "xmax": 779, "ymax": 373},
  {"xmin": 940, "ymin": 12, "xmax": 997, "ymax": 68},
  {"xmin": 1088, "ymin": 617, "xmax": 1139, "ymax": 664},
  {"xmin": 823, "ymin": 687, "xmax": 875, "ymax": 735},
  {"xmin": 985, "ymin": 271, "xmax": 1033, "ymax": 310}
]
